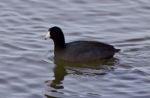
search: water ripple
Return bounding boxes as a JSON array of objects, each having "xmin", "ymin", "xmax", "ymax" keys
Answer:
[{"xmin": 0, "ymin": 0, "xmax": 150, "ymax": 98}]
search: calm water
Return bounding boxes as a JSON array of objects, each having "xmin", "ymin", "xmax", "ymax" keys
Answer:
[{"xmin": 0, "ymin": 0, "xmax": 150, "ymax": 98}]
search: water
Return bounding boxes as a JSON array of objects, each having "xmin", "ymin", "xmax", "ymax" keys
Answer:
[{"xmin": 0, "ymin": 0, "xmax": 150, "ymax": 98}]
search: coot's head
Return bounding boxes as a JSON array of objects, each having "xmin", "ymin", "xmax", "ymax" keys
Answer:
[
  {"xmin": 45, "ymin": 26, "xmax": 64, "ymax": 39},
  {"xmin": 45, "ymin": 26, "xmax": 66, "ymax": 48}
]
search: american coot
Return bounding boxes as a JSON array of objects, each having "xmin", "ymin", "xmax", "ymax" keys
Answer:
[{"xmin": 45, "ymin": 26, "xmax": 120, "ymax": 62}]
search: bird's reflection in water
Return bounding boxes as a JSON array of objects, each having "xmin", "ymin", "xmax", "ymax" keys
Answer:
[
  {"xmin": 48, "ymin": 57, "xmax": 119, "ymax": 90},
  {"xmin": 50, "ymin": 63, "xmax": 67, "ymax": 89}
]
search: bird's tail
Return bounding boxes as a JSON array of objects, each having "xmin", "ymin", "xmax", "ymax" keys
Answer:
[{"xmin": 115, "ymin": 49, "xmax": 121, "ymax": 53}]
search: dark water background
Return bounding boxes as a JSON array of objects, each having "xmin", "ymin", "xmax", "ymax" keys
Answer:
[{"xmin": 0, "ymin": 0, "xmax": 150, "ymax": 98}]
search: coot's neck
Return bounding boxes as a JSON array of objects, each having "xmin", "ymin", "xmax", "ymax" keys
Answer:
[{"xmin": 53, "ymin": 37, "xmax": 66, "ymax": 50}]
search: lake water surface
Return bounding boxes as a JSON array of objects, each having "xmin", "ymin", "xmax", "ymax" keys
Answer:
[{"xmin": 0, "ymin": 0, "xmax": 150, "ymax": 98}]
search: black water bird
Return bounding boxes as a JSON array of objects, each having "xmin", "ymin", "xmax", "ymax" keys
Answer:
[{"xmin": 45, "ymin": 26, "xmax": 120, "ymax": 62}]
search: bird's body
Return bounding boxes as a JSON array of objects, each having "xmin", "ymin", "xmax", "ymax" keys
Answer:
[
  {"xmin": 55, "ymin": 41, "xmax": 119, "ymax": 62},
  {"xmin": 45, "ymin": 26, "xmax": 120, "ymax": 62}
]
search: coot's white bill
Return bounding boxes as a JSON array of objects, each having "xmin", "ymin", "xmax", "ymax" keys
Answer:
[{"xmin": 45, "ymin": 31, "xmax": 50, "ymax": 40}]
